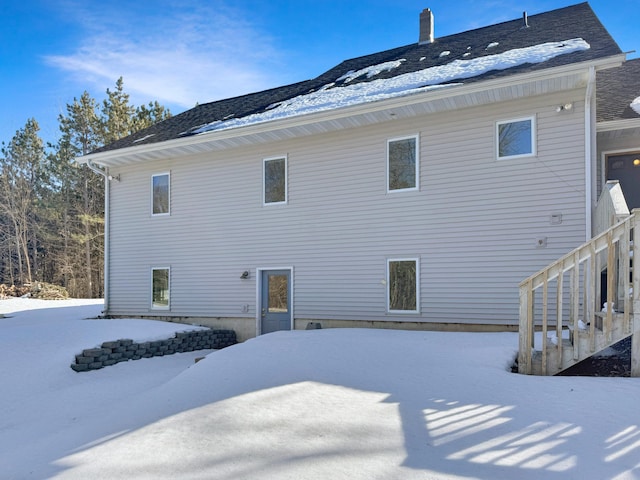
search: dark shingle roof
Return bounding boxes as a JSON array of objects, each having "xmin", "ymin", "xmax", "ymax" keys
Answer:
[
  {"xmin": 319, "ymin": 2, "xmax": 619, "ymax": 86},
  {"xmin": 96, "ymin": 79, "xmax": 321, "ymax": 150},
  {"xmin": 597, "ymin": 57, "xmax": 640, "ymax": 122},
  {"xmin": 95, "ymin": 2, "xmax": 621, "ymax": 154}
]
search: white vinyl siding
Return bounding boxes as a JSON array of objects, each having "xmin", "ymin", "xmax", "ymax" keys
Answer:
[
  {"xmin": 151, "ymin": 172, "xmax": 170, "ymax": 215},
  {"xmin": 496, "ymin": 116, "xmax": 536, "ymax": 159},
  {"xmin": 107, "ymin": 89, "xmax": 587, "ymax": 326}
]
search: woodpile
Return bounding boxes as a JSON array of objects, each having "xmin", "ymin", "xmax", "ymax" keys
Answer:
[
  {"xmin": 0, "ymin": 283, "xmax": 69, "ymax": 300},
  {"xmin": 0, "ymin": 284, "xmax": 30, "ymax": 298}
]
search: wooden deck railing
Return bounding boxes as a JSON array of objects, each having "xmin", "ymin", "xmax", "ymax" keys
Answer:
[
  {"xmin": 518, "ymin": 210, "xmax": 639, "ymax": 375},
  {"xmin": 593, "ymin": 180, "xmax": 630, "ymax": 236}
]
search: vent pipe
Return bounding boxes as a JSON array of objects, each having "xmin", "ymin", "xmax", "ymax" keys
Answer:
[
  {"xmin": 419, "ymin": 8, "xmax": 434, "ymax": 44},
  {"xmin": 523, "ymin": 11, "xmax": 529, "ymax": 28}
]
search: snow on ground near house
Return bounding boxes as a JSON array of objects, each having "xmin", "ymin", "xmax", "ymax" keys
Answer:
[
  {"xmin": 194, "ymin": 38, "xmax": 589, "ymax": 135},
  {"xmin": 1, "ymin": 299, "xmax": 640, "ymax": 479}
]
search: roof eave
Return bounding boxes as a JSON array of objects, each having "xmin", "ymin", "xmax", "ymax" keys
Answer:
[
  {"xmin": 597, "ymin": 118, "xmax": 640, "ymax": 132},
  {"xmin": 78, "ymin": 53, "xmax": 626, "ymax": 168}
]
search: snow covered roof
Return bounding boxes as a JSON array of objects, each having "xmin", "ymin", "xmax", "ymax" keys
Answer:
[
  {"xmin": 191, "ymin": 38, "xmax": 590, "ymax": 135},
  {"xmin": 91, "ymin": 2, "xmax": 622, "ymax": 155}
]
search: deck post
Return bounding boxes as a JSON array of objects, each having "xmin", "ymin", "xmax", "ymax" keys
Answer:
[
  {"xmin": 518, "ymin": 282, "xmax": 532, "ymax": 374},
  {"xmin": 632, "ymin": 326, "xmax": 640, "ymax": 377},
  {"xmin": 519, "ymin": 211, "xmax": 637, "ymax": 375}
]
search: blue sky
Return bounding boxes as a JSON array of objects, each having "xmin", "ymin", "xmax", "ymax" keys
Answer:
[{"xmin": 1, "ymin": 0, "xmax": 638, "ymax": 146}]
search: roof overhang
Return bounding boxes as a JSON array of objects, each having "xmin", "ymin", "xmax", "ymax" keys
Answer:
[
  {"xmin": 79, "ymin": 54, "xmax": 625, "ymax": 168},
  {"xmin": 597, "ymin": 118, "xmax": 640, "ymax": 144},
  {"xmin": 597, "ymin": 118, "xmax": 640, "ymax": 133}
]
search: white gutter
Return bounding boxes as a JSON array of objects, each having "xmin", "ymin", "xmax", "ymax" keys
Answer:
[
  {"xmin": 85, "ymin": 160, "xmax": 110, "ymax": 316},
  {"xmin": 79, "ymin": 54, "xmax": 626, "ymax": 168},
  {"xmin": 584, "ymin": 66, "xmax": 596, "ymax": 240}
]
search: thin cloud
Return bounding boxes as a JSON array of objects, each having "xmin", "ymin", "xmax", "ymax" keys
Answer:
[{"xmin": 44, "ymin": 1, "xmax": 288, "ymax": 108}]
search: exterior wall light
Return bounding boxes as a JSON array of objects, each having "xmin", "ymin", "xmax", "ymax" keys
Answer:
[{"xmin": 555, "ymin": 103, "xmax": 573, "ymax": 113}]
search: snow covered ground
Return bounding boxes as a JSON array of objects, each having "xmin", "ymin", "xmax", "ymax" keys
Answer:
[{"xmin": 1, "ymin": 298, "xmax": 639, "ymax": 479}]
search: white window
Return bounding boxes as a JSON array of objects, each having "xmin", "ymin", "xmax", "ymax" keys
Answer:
[
  {"xmin": 152, "ymin": 172, "xmax": 170, "ymax": 215},
  {"xmin": 496, "ymin": 117, "xmax": 536, "ymax": 159},
  {"xmin": 387, "ymin": 135, "xmax": 419, "ymax": 192},
  {"xmin": 151, "ymin": 267, "xmax": 170, "ymax": 309},
  {"xmin": 263, "ymin": 156, "xmax": 287, "ymax": 205},
  {"xmin": 387, "ymin": 258, "xmax": 419, "ymax": 313}
]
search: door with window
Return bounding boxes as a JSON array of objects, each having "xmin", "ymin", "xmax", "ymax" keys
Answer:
[
  {"xmin": 607, "ymin": 153, "xmax": 640, "ymax": 209},
  {"xmin": 260, "ymin": 269, "xmax": 292, "ymax": 334}
]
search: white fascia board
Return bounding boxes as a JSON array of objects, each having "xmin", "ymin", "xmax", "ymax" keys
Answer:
[
  {"xmin": 597, "ymin": 118, "xmax": 640, "ymax": 132},
  {"xmin": 79, "ymin": 54, "xmax": 625, "ymax": 168}
]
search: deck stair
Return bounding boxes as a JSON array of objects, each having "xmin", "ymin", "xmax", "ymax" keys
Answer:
[
  {"xmin": 529, "ymin": 315, "xmax": 631, "ymax": 375},
  {"xmin": 518, "ymin": 191, "xmax": 640, "ymax": 375}
]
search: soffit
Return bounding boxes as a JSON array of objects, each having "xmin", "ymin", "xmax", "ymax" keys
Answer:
[
  {"xmin": 82, "ymin": 60, "xmax": 621, "ymax": 168},
  {"xmin": 597, "ymin": 120, "xmax": 640, "ymax": 142}
]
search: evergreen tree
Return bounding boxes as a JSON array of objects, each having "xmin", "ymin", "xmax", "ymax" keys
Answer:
[
  {"xmin": 134, "ymin": 100, "xmax": 171, "ymax": 131},
  {"xmin": 101, "ymin": 77, "xmax": 135, "ymax": 144},
  {"xmin": 0, "ymin": 119, "xmax": 45, "ymax": 285},
  {"xmin": 53, "ymin": 92, "xmax": 105, "ymax": 298},
  {"xmin": 102, "ymin": 77, "xmax": 171, "ymax": 139},
  {"xmin": 0, "ymin": 78, "xmax": 170, "ymax": 297}
]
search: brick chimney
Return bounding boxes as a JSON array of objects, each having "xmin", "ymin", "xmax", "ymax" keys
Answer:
[{"xmin": 419, "ymin": 8, "xmax": 434, "ymax": 44}]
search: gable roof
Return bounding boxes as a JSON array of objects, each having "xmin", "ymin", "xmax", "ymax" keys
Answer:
[
  {"xmin": 597, "ymin": 57, "xmax": 640, "ymax": 123},
  {"xmin": 84, "ymin": 2, "xmax": 623, "ymax": 163}
]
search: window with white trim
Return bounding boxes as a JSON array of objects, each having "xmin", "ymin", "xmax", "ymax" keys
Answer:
[
  {"xmin": 152, "ymin": 173, "xmax": 170, "ymax": 215},
  {"xmin": 387, "ymin": 135, "xmax": 419, "ymax": 192},
  {"xmin": 151, "ymin": 267, "xmax": 170, "ymax": 309},
  {"xmin": 263, "ymin": 156, "xmax": 287, "ymax": 204},
  {"xmin": 387, "ymin": 258, "xmax": 419, "ymax": 313},
  {"xmin": 496, "ymin": 117, "xmax": 536, "ymax": 159}
]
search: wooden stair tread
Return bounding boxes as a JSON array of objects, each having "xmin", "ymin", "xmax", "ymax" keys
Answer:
[{"xmin": 531, "ymin": 330, "xmax": 633, "ymax": 375}]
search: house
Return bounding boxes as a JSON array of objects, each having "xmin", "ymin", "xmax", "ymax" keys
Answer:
[
  {"xmin": 79, "ymin": 3, "xmax": 639, "ymax": 359},
  {"xmin": 516, "ymin": 55, "xmax": 640, "ymax": 375}
]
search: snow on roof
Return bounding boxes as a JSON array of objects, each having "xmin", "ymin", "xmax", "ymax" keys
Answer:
[
  {"xmin": 194, "ymin": 38, "xmax": 590, "ymax": 135},
  {"xmin": 132, "ymin": 134, "xmax": 155, "ymax": 143},
  {"xmin": 337, "ymin": 59, "xmax": 406, "ymax": 83},
  {"xmin": 632, "ymin": 96, "xmax": 640, "ymax": 115}
]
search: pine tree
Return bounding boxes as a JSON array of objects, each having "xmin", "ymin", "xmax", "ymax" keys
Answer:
[
  {"xmin": 102, "ymin": 77, "xmax": 171, "ymax": 140},
  {"xmin": 53, "ymin": 92, "xmax": 105, "ymax": 298},
  {"xmin": 101, "ymin": 77, "xmax": 135, "ymax": 144},
  {"xmin": 0, "ymin": 78, "xmax": 171, "ymax": 297},
  {"xmin": 134, "ymin": 100, "xmax": 171, "ymax": 131},
  {"xmin": 0, "ymin": 119, "xmax": 45, "ymax": 286}
]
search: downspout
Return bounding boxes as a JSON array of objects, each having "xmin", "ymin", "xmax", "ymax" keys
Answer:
[
  {"xmin": 584, "ymin": 66, "xmax": 596, "ymax": 240},
  {"xmin": 86, "ymin": 160, "xmax": 110, "ymax": 316}
]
